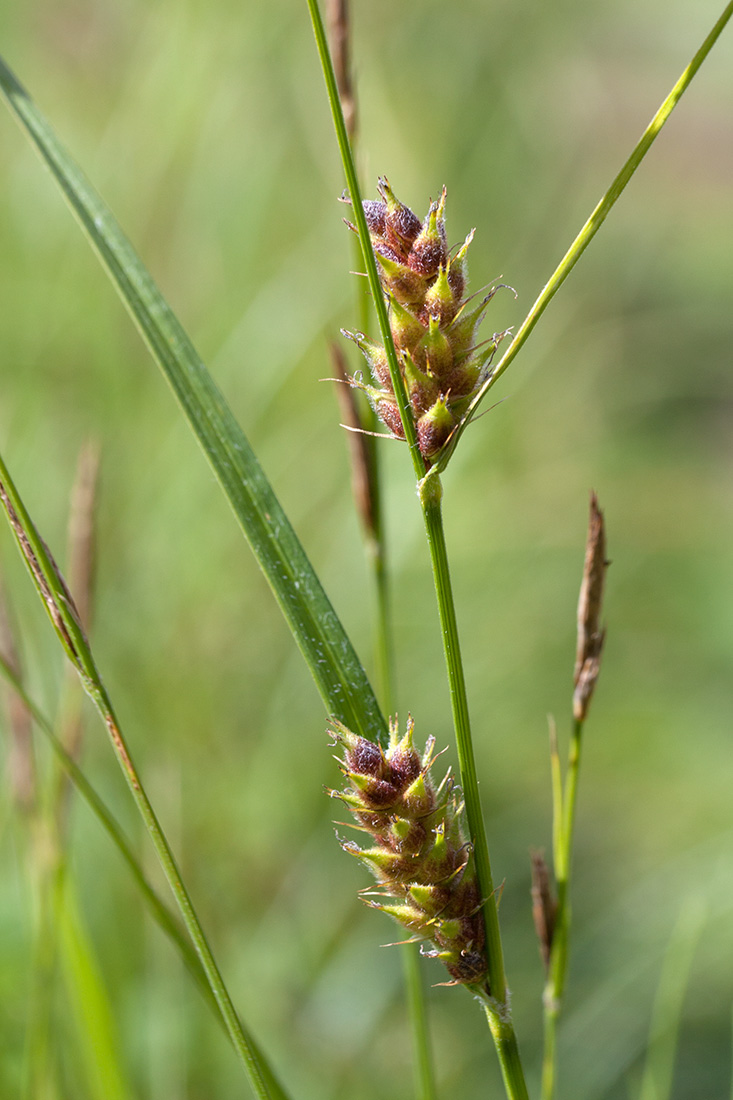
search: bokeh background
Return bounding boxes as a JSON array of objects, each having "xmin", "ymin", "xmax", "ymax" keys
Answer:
[{"xmin": 0, "ymin": 1, "xmax": 731, "ymax": 1097}]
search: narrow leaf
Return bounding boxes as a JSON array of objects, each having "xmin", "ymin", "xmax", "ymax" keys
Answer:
[
  {"xmin": 436, "ymin": 0, "xmax": 733, "ymax": 470},
  {"xmin": 0, "ymin": 55, "xmax": 386, "ymax": 746},
  {"xmin": 0, "ymin": 652, "xmax": 221, "ymax": 1024},
  {"xmin": 0, "ymin": 449, "xmax": 290, "ymax": 1100},
  {"xmin": 56, "ymin": 884, "xmax": 130, "ymax": 1100}
]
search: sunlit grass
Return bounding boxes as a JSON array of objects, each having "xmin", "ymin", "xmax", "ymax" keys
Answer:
[{"xmin": 0, "ymin": 1, "xmax": 732, "ymax": 1097}]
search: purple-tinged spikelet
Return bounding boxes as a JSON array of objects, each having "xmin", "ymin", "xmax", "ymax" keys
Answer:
[
  {"xmin": 328, "ymin": 716, "xmax": 488, "ymax": 988},
  {"xmin": 342, "ymin": 179, "xmax": 510, "ymax": 463}
]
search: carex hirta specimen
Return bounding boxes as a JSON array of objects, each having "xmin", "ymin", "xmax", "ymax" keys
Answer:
[
  {"xmin": 342, "ymin": 177, "xmax": 508, "ymax": 462},
  {"xmin": 328, "ymin": 716, "xmax": 488, "ymax": 987}
]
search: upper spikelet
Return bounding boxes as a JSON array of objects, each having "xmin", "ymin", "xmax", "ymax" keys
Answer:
[
  {"xmin": 342, "ymin": 178, "xmax": 508, "ymax": 463},
  {"xmin": 328, "ymin": 715, "xmax": 488, "ymax": 988}
]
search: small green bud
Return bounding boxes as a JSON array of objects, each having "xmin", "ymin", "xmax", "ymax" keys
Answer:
[
  {"xmin": 388, "ymin": 296, "xmax": 425, "ymax": 355},
  {"xmin": 349, "ymin": 771, "xmax": 400, "ymax": 808},
  {"xmin": 421, "ymin": 266, "xmax": 460, "ymax": 328},
  {"xmin": 434, "ymin": 915, "xmax": 463, "ymax": 942},
  {"xmin": 342, "ymin": 842, "xmax": 410, "ymax": 884},
  {"xmin": 377, "ymin": 177, "xmax": 422, "ymax": 252},
  {"xmin": 408, "ymin": 882, "xmax": 450, "ymax": 917},
  {"xmin": 386, "ymin": 715, "xmax": 422, "ymax": 782},
  {"xmin": 408, "ymin": 198, "xmax": 448, "ymax": 278},
  {"xmin": 417, "ymin": 397, "xmax": 456, "ymax": 459},
  {"xmin": 402, "ymin": 771, "xmax": 434, "ymax": 816},
  {"xmin": 420, "ymin": 823, "xmax": 453, "ymax": 881},
  {"xmin": 363, "ymin": 846, "xmax": 417, "ymax": 885},
  {"xmin": 402, "ymin": 353, "xmax": 439, "ymax": 416},
  {"xmin": 415, "ymin": 314, "xmax": 453, "ymax": 377},
  {"xmin": 327, "ymin": 788, "xmax": 367, "ymax": 811},
  {"xmin": 375, "ymin": 249, "xmax": 427, "ymax": 307},
  {"xmin": 371, "ymin": 900, "xmax": 427, "ymax": 932},
  {"xmin": 389, "ymin": 816, "xmax": 427, "ymax": 855}
]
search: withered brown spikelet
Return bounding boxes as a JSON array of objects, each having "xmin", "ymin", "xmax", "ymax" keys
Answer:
[
  {"xmin": 573, "ymin": 492, "xmax": 608, "ymax": 721},
  {"xmin": 328, "ymin": 715, "xmax": 488, "ymax": 988},
  {"xmin": 342, "ymin": 178, "xmax": 509, "ymax": 463},
  {"xmin": 530, "ymin": 850, "xmax": 557, "ymax": 972}
]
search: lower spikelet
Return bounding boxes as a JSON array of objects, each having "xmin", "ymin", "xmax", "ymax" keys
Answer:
[{"xmin": 328, "ymin": 715, "xmax": 488, "ymax": 987}]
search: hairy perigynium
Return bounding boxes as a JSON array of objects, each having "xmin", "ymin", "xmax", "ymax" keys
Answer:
[
  {"xmin": 342, "ymin": 177, "xmax": 508, "ymax": 462},
  {"xmin": 328, "ymin": 716, "xmax": 488, "ymax": 987}
]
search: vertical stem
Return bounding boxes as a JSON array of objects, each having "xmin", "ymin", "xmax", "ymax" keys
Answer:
[
  {"xmin": 419, "ymin": 472, "xmax": 529, "ymax": 1100},
  {"xmin": 485, "ymin": 1008, "xmax": 532, "ymax": 1100},
  {"xmin": 541, "ymin": 716, "xmax": 584, "ymax": 1100},
  {"xmin": 307, "ymin": 0, "xmax": 424, "ymax": 477},
  {"xmin": 371, "ymin": 539, "xmax": 396, "ymax": 713},
  {"xmin": 541, "ymin": 1004, "xmax": 557, "ymax": 1100},
  {"xmin": 402, "ymin": 946, "xmax": 437, "ymax": 1100},
  {"xmin": 419, "ymin": 473, "xmax": 505, "ymax": 1001},
  {"xmin": 320, "ymin": 4, "xmax": 434, "ymax": 1092}
]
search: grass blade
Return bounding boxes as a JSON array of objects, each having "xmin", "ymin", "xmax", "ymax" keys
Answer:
[
  {"xmin": 56, "ymin": 882, "xmax": 130, "ymax": 1100},
  {"xmin": 0, "ymin": 653, "xmax": 222, "ymax": 1025},
  {"xmin": 436, "ymin": 0, "xmax": 733, "ymax": 470},
  {"xmin": 0, "ymin": 54, "xmax": 386, "ymax": 747},
  {"xmin": 637, "ymin": 901, "xmax": 705, "ymax": 1100},
  {"xmin": 0, "ymin": 449, "xmax": 290, "ymax": 1100}
]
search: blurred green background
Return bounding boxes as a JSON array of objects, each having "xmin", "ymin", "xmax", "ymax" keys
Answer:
[{"xmin": 0, "ymin": 0, "xmax": 731, "ymax": 1097}]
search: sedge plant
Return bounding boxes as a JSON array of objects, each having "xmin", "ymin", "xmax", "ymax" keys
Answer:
[{"xmin": 0, "ymin": 1, "xmax": 732, "ymax": 1097}]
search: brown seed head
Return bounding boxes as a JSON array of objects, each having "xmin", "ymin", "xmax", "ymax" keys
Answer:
[{"xmin": 573, "ymin": 492, "xmax": 608, "ymax": 721}]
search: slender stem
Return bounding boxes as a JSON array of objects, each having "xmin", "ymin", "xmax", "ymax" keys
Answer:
[
  {"xmin": 435, "ymin": 0, "xmax": 733, "ymax": 472},
  {"xmin": 0, "ymin": 654, "xmax": 223, "ymax": 1024},
  {"xmin": 371, "ymin": 539, "xmax": 396, "ymax": 713},
  {"xmin": 420, "ymin": 474, "xmax": 504, "ymax": 1000},
  {"xmin": 0, "ymin": 455, "xmax": 289, "ymax": 1100},
  {"xmin": 541, "ymin": 1005, "xmax": 557, "ymax": 1100},
  {"xmin": 402, "ymin": 946, "xmax": 437, "ymax": 1100},
  {"xmin": 83, "ymin": 699, "xmax": 285, "ymax": 1099},
  {"xmin": 306, "ymin": 0, "xmax": 425, "ymax": 480},
  {"xmin": 637, "ymin": 901, "xmax": 704, "ymax": 1100},
  {"xmin": 317, "ymin": 5, "xmax": 435, "ymax": 1095},
  {"xmin": 419, "ymin": 473, "xmax": 529, "ymax": 1100},
  {"xmin": 484, "ymin": 1007, "xmax": 532, "ymax": 1100},
  {"xmin": 541, "ymin": 716, "xmax": 584, "ymax": 1100}
]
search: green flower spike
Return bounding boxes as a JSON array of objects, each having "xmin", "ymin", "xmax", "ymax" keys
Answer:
[
  {"xmin": 328, "ymin": 716, "xmax": 489, "ymax": 988},
  {"xmin": 343, "ymin": 180, "xmax": 509, "ymax": 463}
]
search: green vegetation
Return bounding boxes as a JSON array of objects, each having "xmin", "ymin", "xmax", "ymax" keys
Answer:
[{"xmin": 0, "ymin": 1, "xmax": 732, "ymax": 1097}]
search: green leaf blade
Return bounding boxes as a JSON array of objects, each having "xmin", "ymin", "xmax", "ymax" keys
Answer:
[{"xmin": 0, "ymin": 55, "xmax": 386, "ymax": 745}]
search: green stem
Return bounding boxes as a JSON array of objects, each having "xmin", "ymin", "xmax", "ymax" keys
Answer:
[
  {"xmin": 541, "ymin": 716, "xmax": 584, "ymax": 1100},
  {"xmin": 87, "ymin": 692, "xmax": 285, "ymax": 1097},
  {"xmin": 402, "ymin": 945, "xmax": 437, "ymax": 1100},
  {"xmin": 313, "ymin": 6, "xmax": 435, "ymax": 1094},
  {"xmin": 370, "ymin": 538, "xmax": 396, "ymax": 714},
  {"xmin": 306, "ymin": 0, "xmax": 425, "ymax": 481},
  {"xmin": 0, "ymin": 654, "xmax": 223, "ymax": 1026},
  {"xmin": 0, "ymin": 454, "xmax": 289, "ymax": 1100},
  {"xmin": 483, "ymin": 1004, "xmax": 531, "ymax": 1100},
  {"xmin": 540, "ymin": 1004, "xmax": 557, "ymax": 1100},
  {"xmin": 436, "ymin": 0, "xmax": 733, "ymax": 472},
  {"xmin": 419, "ymin": 472, "xmax": 528, "ymax": 1100}
]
